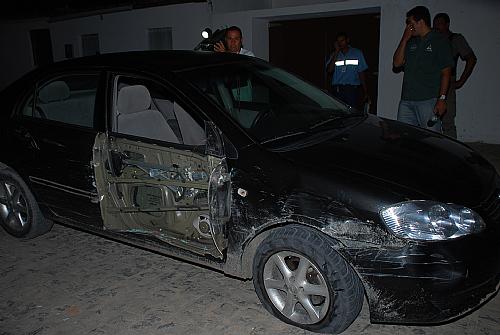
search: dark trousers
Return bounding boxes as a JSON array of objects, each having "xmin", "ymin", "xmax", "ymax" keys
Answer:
[{"xmin": 331, "ymin": 84, "xmax": 361, "ymax": 108}]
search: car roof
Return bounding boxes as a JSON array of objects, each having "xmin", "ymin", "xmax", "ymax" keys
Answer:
[{"xmin": 45, "ymin": 50, "xmax": 255, "ymax": 73}]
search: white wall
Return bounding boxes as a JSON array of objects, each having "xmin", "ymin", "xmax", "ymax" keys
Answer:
[
  {"xmin": 50, "ymin": 3, "xmax": 210, "ymax": 60},
  {"xmin": 212, "ymin": 0, "xmax": 272, "ymax": 13},
  {"xmin": 0, "ymin": 2, "xmax": 209, "ymax": 90},
  {"xmin": 212, "ymin": 0, "xmax": 500, "ymax": 143}
]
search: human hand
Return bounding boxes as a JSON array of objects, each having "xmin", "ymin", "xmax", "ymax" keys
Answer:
[
  {"xmin": 402, "ymin": 24, "xmax": 413, "ymax": 41},
  {"xmin": 214, "ymin": 41, "xmax": 226, "ymax": 53},
  {"xmin": 433, "ymin": 99, "xmax": 447, "ymax": 117}
]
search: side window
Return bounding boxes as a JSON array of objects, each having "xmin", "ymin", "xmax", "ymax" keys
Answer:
[
  {"xmin": 21, "ymin": 90, "xmax": 35, "ymax": 117},
  {"xmin": 32, "ymin": 74, "xmax": 98, "ymax": 127},
  {"xmin": 114, "ymin": 76, "xmax": 206, "ymax": 146}
]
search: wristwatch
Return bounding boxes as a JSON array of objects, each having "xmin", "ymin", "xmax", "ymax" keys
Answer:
[{"xmin": 438, "ymin": 94, "xmax": 447, "ymax": 100}]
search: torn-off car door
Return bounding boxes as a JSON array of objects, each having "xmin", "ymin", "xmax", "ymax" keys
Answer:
[{"xmin": 92, "ymin": 131, "xmax": 229, "ymax": 259}]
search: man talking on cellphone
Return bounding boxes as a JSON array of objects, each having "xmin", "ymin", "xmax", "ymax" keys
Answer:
[
  {"xmin": 214, "ymin": 26, "xmax": 254, "ymax": 56},
  {"xmin": 393, "ymin": 6, "xmax": 453, "ymax": 132}
]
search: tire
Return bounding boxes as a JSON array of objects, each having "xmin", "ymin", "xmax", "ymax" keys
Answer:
[
  {"xmin": 0, "ymin": 167, "xmax": 53, "ymax": 238},
  {"xmin": 252, "ymin": 225, "xmax": 363, "ymax": 334}
]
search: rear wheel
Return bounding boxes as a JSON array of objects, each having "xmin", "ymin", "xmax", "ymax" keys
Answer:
[
  {"xmin": 0, "ymin": 168, "xmax": 52, "ymax": 238},
  {"xmin": 253, "ymin": 225, "xmax": 363, "ymax": 334}
]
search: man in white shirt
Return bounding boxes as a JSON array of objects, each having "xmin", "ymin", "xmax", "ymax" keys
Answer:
[{"xmin": 214, "ymin": 26, "xmax": 254, "ymax": 56}]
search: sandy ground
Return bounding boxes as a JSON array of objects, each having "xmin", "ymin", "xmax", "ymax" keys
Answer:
[{"xmin": 1, "ymin": 143, "xmax": 499, "ymax": 335}]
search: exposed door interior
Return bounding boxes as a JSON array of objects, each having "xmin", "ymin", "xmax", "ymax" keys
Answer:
[
  {"xmin": 92, "ymin": 74, "xmax": 230, "ymax": 258},
  {"xmin": 269, "ymin": 12, "xmax": 380, "ymax": 114}
]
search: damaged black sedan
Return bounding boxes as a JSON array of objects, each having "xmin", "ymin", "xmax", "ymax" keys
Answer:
[{"xmin": 0, "ymin": 51, "xmax": 499, "ymax": 334}]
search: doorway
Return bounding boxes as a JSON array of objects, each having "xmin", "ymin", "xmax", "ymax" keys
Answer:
[
  {"xmin": 269, "ymin": 12, "xmax": 380, "ymax": 114},
  {"xmin": 30, "ymin": 29, "xmax": 54, "ymax": 67}
]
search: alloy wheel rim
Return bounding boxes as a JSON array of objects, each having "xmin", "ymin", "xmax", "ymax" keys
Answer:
[
  {"xmin": 0, "ymin": 181, "xmax": 29, "ymax": 233},
  {"xmin": 263, "ymin": 251, "xmax": 331, "ymax": 325}
]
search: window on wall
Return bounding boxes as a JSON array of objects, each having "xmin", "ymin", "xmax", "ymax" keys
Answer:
[
  {"xmin": 148, "ymin": 27, "xmax": 173, "ymax": 50},
  {"xmin": 82, "ymin": 34, "xmax": 100, "ymax": 56}
]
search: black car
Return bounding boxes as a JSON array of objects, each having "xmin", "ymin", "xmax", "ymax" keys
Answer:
[{"xmin": 0, "ymin": 51, "xmax": 498, "ymax": 334}]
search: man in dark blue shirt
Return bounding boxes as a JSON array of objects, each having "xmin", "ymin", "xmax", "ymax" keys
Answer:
[{"xmin": 326, "ymin": 32, "xmax": 369, "ymax": 109}]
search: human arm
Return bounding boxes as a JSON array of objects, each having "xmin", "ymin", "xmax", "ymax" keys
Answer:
[
  {"xmin": 434, "ymin": 67, "xmax": 452, "ymax": 116},
  {"xmin": 326, "ymin": 42, "xmax": 340, "ymax": 74},
  {"xmin": 326, "ymin": 53, "xmax": 337, "ymax": 73},
  {"xmin": 357, "ymin": 51, "xmax": 370, "ymax": 102},
  {"xmin": 455, "ymin": 52, "xmax": 477, "ymax": 89},
  {"xmin": 393, "ymin": 24, "xmax": 413, "ymax": 68},
  {"xmin": 453, "ymin": 34, "xmax": 477, "ymax": 89},
  {"xmin": 358, "ymin": 71, "xmax": 370, "ymax": 102}
]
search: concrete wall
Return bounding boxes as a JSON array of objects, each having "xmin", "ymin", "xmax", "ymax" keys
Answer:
[
  {"xmin": 0, "ymin": 2, "xmax": 209, "ymax": 90},
  {"xmin": 50, "ymin": 3, "xmax": 210, "ymax": 60},
  {"xmin": 1, "ymin": 0, "xmax": 499, "ymax": 143}
]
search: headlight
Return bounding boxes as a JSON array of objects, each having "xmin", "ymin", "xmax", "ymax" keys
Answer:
[{"xmin": 380, "ymin": 200, "xmax": 485, "ymax": 241}]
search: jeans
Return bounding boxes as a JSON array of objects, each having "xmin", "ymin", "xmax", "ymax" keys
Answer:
[{"xmin": 397, "ymin": 98, "xmax": 442, "ymax": 133}]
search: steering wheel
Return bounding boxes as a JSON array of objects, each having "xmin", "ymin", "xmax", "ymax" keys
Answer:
[
  {"xmin": 250, "ymin": 108, "xmax": 275, "ymax": 129},
  {"xmin": 35, "ymin": 106, "xmax": 47, "ymax": 119}
]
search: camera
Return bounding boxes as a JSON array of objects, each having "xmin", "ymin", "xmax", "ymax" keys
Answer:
[{"xmin": 194, "ymin": 28, "xmax": 227, "ymax": 51}]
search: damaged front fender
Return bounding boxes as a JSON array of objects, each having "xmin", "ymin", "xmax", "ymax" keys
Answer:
[{"xmin": 223, "ymin": 188, "xmax": 500, "ymax": 325}]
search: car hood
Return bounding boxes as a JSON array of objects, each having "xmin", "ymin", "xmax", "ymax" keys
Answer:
[{"xmin": 276, "ymin": 114, "xmax": 496, "ymax": 206}]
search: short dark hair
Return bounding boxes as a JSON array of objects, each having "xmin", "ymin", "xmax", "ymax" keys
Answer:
[
  {"xmin": 434, "ymin": 12, "xmax": 450, "ymax": 24},
  {"xmin": 336, "ymin": 31, "xmax": 349, "ymax": 40},
  {"xmin": 407, "ymin": 6, "xmax": 431, "ymax": 27},
  {"xmin": 225, "ymin": 26, "xmax": 242, "ymax": 38}
]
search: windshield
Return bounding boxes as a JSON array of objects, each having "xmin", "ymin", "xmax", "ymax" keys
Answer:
[{"xmin": 179, "ymin": 61, "xmax": 358, "ymax": 144}]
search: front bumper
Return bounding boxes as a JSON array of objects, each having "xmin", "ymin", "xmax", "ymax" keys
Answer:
[{"xmin": 345, "ymin": 230, "xmax": 500, "ymax": 324}]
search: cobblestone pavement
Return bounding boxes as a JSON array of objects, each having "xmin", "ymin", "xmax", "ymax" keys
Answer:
[
  {"xmin": 1, "ymin": 224, "xmax": 499, "ymax": 335},
  {"xmin": 1, "ymin": 143, "xmax": 499, "ymax": 335}
]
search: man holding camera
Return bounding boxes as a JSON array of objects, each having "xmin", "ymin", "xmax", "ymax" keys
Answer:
[
  {"xmin": 393, "ymin": 6, "xmax": 453, "ymax": 132},
  {"xmin": 214, "ymin": 26, "xmax": 254, "ymax": 56}
]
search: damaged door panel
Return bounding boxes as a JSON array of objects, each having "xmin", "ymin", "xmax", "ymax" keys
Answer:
[
  {"xmin": 92, "ymin": 133, "xmax": 227, "ymax": 258},
  {"xmin": 208, "ymin": 158, "xmax": 231, "ymax": 255}
]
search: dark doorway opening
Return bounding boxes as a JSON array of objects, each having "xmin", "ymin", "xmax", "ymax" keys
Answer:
[
  {"xmin": 269, "ymin": 12, "xmax": 380, "ymax": 114},
  {"xmin": 30, "ymin": 29, "xmax": 54, "ymax": 67}
]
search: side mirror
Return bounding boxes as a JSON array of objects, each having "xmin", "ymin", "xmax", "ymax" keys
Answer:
[{"xmin": 205, "ymin": 121, "xmax": 238, "ymax": 159}]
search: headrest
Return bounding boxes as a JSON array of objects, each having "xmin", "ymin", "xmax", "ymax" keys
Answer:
[
  {"xmin": 117, "ymin": 85, "xmax": 152, "ymax": 115},
  {"xmin": 39, "ymin": 81, "xmax": 70, "ymax": 103}
]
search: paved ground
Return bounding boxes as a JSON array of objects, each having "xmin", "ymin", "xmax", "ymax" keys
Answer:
[{"xmin": 1, "ymin": 143, "xmax": 499, "ymax": 335}]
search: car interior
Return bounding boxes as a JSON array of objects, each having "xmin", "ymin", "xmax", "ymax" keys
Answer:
[
  {"xmin": 33, "ymin": 76, "xmax": 97, "ymax": 127},
  {"xmin": 114, "ymin": 79, "xmax": 206, "ymax": 146}
]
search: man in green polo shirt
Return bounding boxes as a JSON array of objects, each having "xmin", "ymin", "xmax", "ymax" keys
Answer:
[{"xmin": 393, "ymin": 6, "xmax": 453, "ymax": 132}]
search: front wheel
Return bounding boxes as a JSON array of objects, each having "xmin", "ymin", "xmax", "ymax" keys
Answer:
[{"xmin": 252, "ymin": 225, "xmax": 363, "ymax": 334}]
